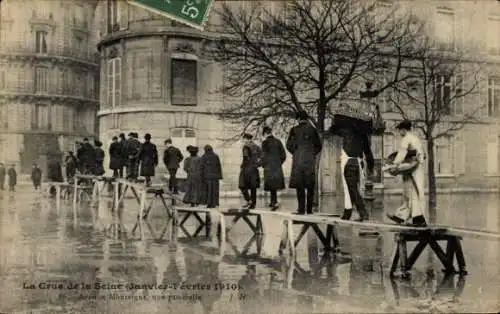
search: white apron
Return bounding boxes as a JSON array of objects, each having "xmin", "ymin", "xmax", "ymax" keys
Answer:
[
  {"xmin": 340, "ymin": 149, "xmax": 364, "ymax": 210},
  {"xmin": 392, "ymin": 142, "xmax": 427, "ymax": 222}
]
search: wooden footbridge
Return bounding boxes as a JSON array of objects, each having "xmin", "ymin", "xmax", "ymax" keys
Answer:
[{"xmin": 64, "ymin": 175, "xmax": 500, "ymax": 279}]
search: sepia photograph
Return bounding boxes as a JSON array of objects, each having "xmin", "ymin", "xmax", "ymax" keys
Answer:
[{"xmin": 0, "ymin": 0, "xmax": 499, "ymax": 313}]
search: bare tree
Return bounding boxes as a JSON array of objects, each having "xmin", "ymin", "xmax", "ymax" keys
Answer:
[
  {"xmin": 207, "ymin": 0, "xmax": 422, "ymax": 139},
  {"xmin": 390, "ymin": 35, "xmax": 483, "ymax": 222}
]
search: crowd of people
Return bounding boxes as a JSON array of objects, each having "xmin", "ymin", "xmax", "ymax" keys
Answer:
[{"xmin": 0, "ymin": 108, "xmax": 427, "ymax": 226}]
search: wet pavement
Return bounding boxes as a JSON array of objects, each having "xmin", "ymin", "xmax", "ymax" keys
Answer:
[{"xmin": 0, "ymin": 186, "xmax": 499, "ymax": 313}]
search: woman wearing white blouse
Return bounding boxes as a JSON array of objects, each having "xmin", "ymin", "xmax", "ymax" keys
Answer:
[{"xmin": 385, "ymin": 120, "xmax": 428, "ymax": 227}]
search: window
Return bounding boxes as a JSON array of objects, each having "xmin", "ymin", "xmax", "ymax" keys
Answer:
[
  {"xmin": 487, "ymin": 16, "xmax": 500, "ymax": 54},
  {"xmin": 35, "ymin": 31, "xmax": 48, "ymax": 54},
  {"xmin": 379, "ymin": 71, "xmax": 395, "ymax": 112},
  {"xmin": 435, "ymin": 9, "xmax": 455, "ymax": 50},
  {"xmin": 31, "ymin": 104, "xmax": 50, "ymax": 130},
  {"xmin": 107, "ymin": 0, "xmax": 120, "ymax": 33},
  {"xmin": 0, "ymin": 70, "xmax": 5, "ymax": 90},
  {"xmin": 435, "ymin": 138, "xmax": 452, "ymax": 174},
  {"xmin": 0, "ymin": 104, "xmax": 8, "ymax": 129},
  {"xmin": 72, "ymin": 4, "xmax": 87, "ymax": 28},
  {"xmin": 488, "ymin": 77, "xmax": 500, "ymax": 117},
  {"xmin": 61, "ymin": 69, "xmax": 70, "ymax": 94},
  {"xmin": 127, "ymin": 50, "xmax": 162, "ymax": 101},
  {"xmin": 432, "ymin": 74, "xmax": 452, "ymax": 114},
  {"xmin": 486, "ymin": 137, "xmax": 499, "ymax": 174},
  {"xmin": 72, "ymin": 36, "xmax": 85, "ymax": 58},
  {"xmin": 453, "ymin": 131, "xmax": 465, "ymax": 174},
  {"xmin": 170, "ymin": 128, "xmax": 197, "ymax": 177},
  {"xmin": 171, "ymin": 58, "xmax": 197, "ymax": 106},
  {"xmin": 35, "ymin": 67, "xmax": 48, "ymax": 93},
  {"xmin": 107, "ymin": 58, "xmax": 121, "ymax": 108},
  {"xmin": 75, "ymin": 72, "xmax": 85, "ymax": 97},
  {"xmin": 452, "ymin": 75, "xmax": 464, "ymax": 116}
]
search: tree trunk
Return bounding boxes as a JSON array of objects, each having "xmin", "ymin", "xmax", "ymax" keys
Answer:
[{"xmin": 426, "ymin": 138, "xmax": 437, "ymax": 224}]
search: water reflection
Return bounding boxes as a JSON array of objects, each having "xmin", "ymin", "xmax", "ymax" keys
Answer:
[{"xmin": 0, "ymin": 188, "xmax": 499, "ymax": 313}]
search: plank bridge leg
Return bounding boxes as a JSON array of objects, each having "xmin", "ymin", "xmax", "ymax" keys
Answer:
[
  {"xmin": 293, "ymin": 224, "xmax": 310, "ymax": 248},
  {"xmin": 398, "ymin": 237, "xmax": 410, "ymax": 279},
  {"xmin": 428, "ymin": 239, "xmax": 456, "ymax": 274},
  {"xmin": 453, "ymin": 237, "xmax": 467, "ymax": 275}
]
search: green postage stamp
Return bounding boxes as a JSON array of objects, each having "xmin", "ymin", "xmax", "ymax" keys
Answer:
[{"xmin": 127, "ymin": 0, "xmax": 213, "ymax": 31}]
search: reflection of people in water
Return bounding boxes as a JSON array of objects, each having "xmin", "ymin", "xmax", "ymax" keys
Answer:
[
  {"xmin": 238, "ymin": 264, "xmax": 260, "ymax": 314},
  {"xmin": 349, "ymin": 235, "xmax": 385, "ymax": 297},
  {"xmin": 182, "ymin": 248, "xmax": 222, "ymax": 314}
]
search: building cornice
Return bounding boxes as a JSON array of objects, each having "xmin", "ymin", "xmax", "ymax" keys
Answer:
[
  {"xmin": 0, "ymin": 53, "xmax": 99, "ymax": 69},
  {"xmin": 97, "ymin": 27, "xmax": 218, "ymax": 50},
  {"xmin": 0, "ymin": 129, "xmax": 96, "ymax": 137},
  {"xmin": 0, "ymin": 92, "xmax": 99, "ymax": 106},
  {"xmin": 97, "ymin": 106, "xmax": 211, "ymax": 117}
]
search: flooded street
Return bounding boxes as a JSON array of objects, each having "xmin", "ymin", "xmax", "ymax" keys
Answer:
[{"xmin": 0, "ymin": 187, "xmax": 499, "ymax": 313}]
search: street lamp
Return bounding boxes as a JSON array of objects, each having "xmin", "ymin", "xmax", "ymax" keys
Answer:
[{"xmin": 359, "ymin": 82, "xmax": 386, "ymax": 201}]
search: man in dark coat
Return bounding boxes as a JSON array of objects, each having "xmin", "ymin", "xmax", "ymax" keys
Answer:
[
  {"xmin": 76, "ymin": 141, "xmax": 85, "ymax": 173},
  {"xmin": 79, "ymin": 138, "xmax": 95, "ymax": 174},
  {"xmin": 7, "ymin": 164, "xmax": 17, "ymax": 192},
  {"xmin": 0, "ymin": 162, "xmax": 5, "ymax": 190},
  {"xmin": 261, "ymin": 126, "xmax": 287, "ymax": 210},
  {"xmin": 200, "ymin": 144, "xmax": 223, "ymax": 208},
  {"xmin": 118, "ymin": 133, "xmax": 127, "ymax": 178},
  {"xmin": 65, "ymin": 151, "xmax": 77, "ymax": 182},
  {"xmin": 125, "ymin": 132, "xmax": 141, "ymax": 181},
  {"xmin": 286, "ymin": 110, "xmax": 322, "ymax": 215},
  {"xmin": 93, "ymin": 140, "xmax": 105, "ymax": 176},
  {"xmin": 31, "ymin": 163, "xmax": 42, "ymax": 190},
  {"xmin": 239, "ymin": 133, "xmax": 262, "ymax": 209},
  {"xmin": 138, "ymin": 133, "xmax": 158, "ymax": 186},
  {"xmin": 109, "ymin": 136, "xmax": 122, "ymax": 177},
  {"xmin": 163, "ymin": 138, "xmax": 184, "ymax": 194}
]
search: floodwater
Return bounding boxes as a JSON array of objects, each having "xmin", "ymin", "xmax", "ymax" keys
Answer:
[{"xmin": 0, "ymin": 186, "xmax": 499, "ymax": 313}]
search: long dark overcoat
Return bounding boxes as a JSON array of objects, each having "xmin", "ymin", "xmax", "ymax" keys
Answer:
[
  {"xmin": 7, "ymin": 168, "xmax": 16, "ymax": 187},
  {"xmin": 183, "ymin": 156, "xmax": 202, "ymax": 204},
  {"xmin": 200, "ymin": 151, "xmax": 223, "ymax": 207},
  {"xmin": 238, "ymin": 143, "xmax": 262, "ymax": 189},
  {"xmin": 163, "ymin": 146, "xmax": 184, "ymax": 170},
  {"xmin": 261, "ymin": 135, "xmax": 286, "ymax": 191},
  {"xmin": 48, "ymin": 160, "xmax": 64, "ymax": 182},
  {"xmin": 138, "ymin": 142, "xmax": 158, "ymax": 177},
  {"xmin": 109, "ymin": 141, "xmax": 122, "ymax": 170},
  {"xmin": 0, "ymin": 166, "xmax": 6, "ymax": 186},
  {"xmin": 286, "ymin": 121, "xmax": 322, "ymax": 189},
  {"xmin": 31, "ymin": 168, "xmax": 42, "ymax": 186},
  {"xmin": 94, "ymin": 147, "xmax": 105, "ymax": 176}
]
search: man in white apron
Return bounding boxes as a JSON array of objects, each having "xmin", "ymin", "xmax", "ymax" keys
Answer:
[
  {"xmin": 331, "ymin": 125, "xmax": 374, "ymax": 222},
  {"xmin": 385, "ymin": 120, "xmax": 427, "ymax": 227}
]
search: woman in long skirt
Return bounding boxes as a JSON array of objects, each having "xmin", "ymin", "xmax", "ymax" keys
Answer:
[{"xmin": 183, "ymin": 146, "xmax": 202, "ymax": 206}]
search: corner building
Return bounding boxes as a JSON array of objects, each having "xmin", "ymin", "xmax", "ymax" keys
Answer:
[
  {"xmin": 0, "ymin": 0, "xmax": 100, "ymax": 176},
  {"xmin": 94, "ymin": 0, "xmax": 287, "ymax": 191}
]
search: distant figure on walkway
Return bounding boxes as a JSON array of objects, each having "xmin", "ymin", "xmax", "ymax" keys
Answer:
[
  {"xmin": 163, "ymin": 138, "xmax": 183, "ymax": 194},
  {"xmin": 77, "ymin": 138, "xmax": 95, "ymax": 174},
  {"xmin": 118, "ymin": 133, "xmax": 127, "ymax": 177},
  {"xmin": 0, "ymin": 162, "xmax": 5, "ymax": 190},
  {"xmin": 109, "ymin": 136, "xmax": 122, "ymax": 178},
  {"xmin": 384, "ymin": 120, "xmax": 427, "ymax": 227},
  {"xmin": 7, "ymin": 164, "xmax": 17, "ymax": 192},
  {"xmin": 286, "ymin": 110, "xmax": 322, "ymax": 215},
  {"xmin": 261, "ymin": 126, "xmax": 286, "ymax": 211},
  {"xmin": 48, "ymin": 157, "xmax": 64, "ymax": 184},
  {"xmin": 31, "ymin": 163, "xmax": 42, "ymax": 190},
  {"xmin": 239, "ymin": 133, "xmax": 262, "ymax": 209},
  {"xmin": 65, "ymin": 151, "xmax": 77, "ymax": 182},
  {"xmin": 183, "ymin": 146, "xmax": 202, "ymax": 207},
  {"xmin": 200, "ymin": 144, "xmax": 223, "ymax": 208},
  {"xmin": 138, "ymin": 133, "xmax": 158, "ymax": 186},
  {"xmin": 93, "ymin": 140, "xmax": 105, "ymax": 176},
  {"xmin": 125, "ymin": 132, "xmax": 141, "ymax": 181}
]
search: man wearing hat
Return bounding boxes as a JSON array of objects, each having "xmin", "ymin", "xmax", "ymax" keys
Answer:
[
  {"xmin": 109, "ymin": 136, "xmax": 122, "ymax": 178},
  {"xmin": 163, "ymin": 138, "xmax": 183, "ymax": 194},
  {"xmin": 384, "ymin": 120, "xmax": 427, "ymax": 227},
  {"xmin": 125, "ymin": 132, "xmax": 141, "ymax": 181},
  {"xmin": 286, "ymin": 110, "xmax": 322, "ymax": 215},
  {"xmin": 239, "ymin": 133, "xmax": 262, "ymax": 209},
  {"xmin": 261, "ymin": 126, "xmax": 286, "ymax": 210},
  {"xmin": 138, "ymin": 133, "xmax": 158, "ymax": 186}
]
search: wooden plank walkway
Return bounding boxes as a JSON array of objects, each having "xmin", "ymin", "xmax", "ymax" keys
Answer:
[{"xmin": 80, "ymin": 177, "xmax": 500, "ymax": 280}]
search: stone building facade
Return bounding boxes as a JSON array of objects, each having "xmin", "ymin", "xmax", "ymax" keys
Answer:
[
  {"xmin": 0, "ymin": 0, "xmax": 100, "ymax": 176},
  {"xmin": 95, "ymin": 0, "xmax": 500, "ymax": 192}
]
